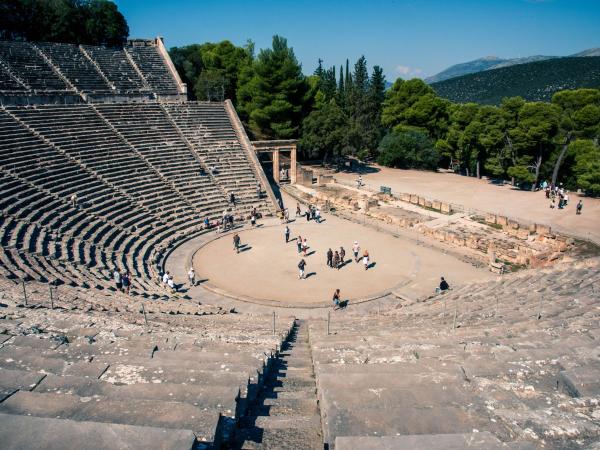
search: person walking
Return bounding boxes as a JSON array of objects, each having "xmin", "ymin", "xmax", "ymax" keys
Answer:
[
  {"xmin": 296, "ymin": 235, "xmax": 303, "ymax": 253},
  {"xmin": 233, "ymin": 233, "xmax": 241, "ymax": 253},
  {"xmin": 229, "ymin": 192, "xmax": 236, "ymax": 207},
  {"xmin": 339, "ymin": 247, "xmax": 346, "ymax": 267},
  {"xmin": 167, "ymin": 276, "xmax": 176, "ymax": 293},
  {"xmin": 71, "ymin": 193, "xmax": 78, "ymax": 208},
  {"xmin": 113, "ymin": 269, "xmax": 122, "ymax": 291},
  {"xmin": 315, "ymin": 208, "xmax": 321, "ymax": 223},
  {"xmin": 188, "ymin": 267, "xmax": 195, "ymax": 287},
  {"xmin": 162, "ymin": 271, "xmax": 170, "ymax": 285},
  {"xmin": 352, "ymin": 241, "xmax": 360, "ymax": 263},
  {"xmin": 332, "ymin": 289, "xmax": 341, "ymax": 310},
  {"xmin": 122, "ymin": 270, "xmax": 130, "ymax": 294},
  {"xmin": 326, "ymin": 248, "xmax": 333, "ymax": 268},
  {"xmin": 296, "ymin": 203, "xmax": 301, "ymax": 217},
  {"xmin": 576, "ymin": 200, "xmax": 583, "ymax": 215},
  {"xmin": 363, "ymin": 250, "xmax": 370, "ymax": 270},
  {"xmin": 302, "ymin": 238, "xmax": 308, "ymax": 256},
  {"xmin": 298, "ymin": 259, "xmax": 306, "ymax": 279},
  {"xmin": 285, "ymin": 226, "xmax": 291, "ymax": 243},
  {"xmin": 250, "ymin": 212, "xmax": 256, "ymax": 226},
  {"xmin": 333, "ymin": 251, "xmax": 340, "ymax": 270}
]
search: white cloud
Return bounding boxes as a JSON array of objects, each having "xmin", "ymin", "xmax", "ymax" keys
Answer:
[{"xmin": 395, "ymin": 65, "xmax": 424, "ymax": 78}]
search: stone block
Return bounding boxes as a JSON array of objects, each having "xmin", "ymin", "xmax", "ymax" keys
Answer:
[
  {"xmin": 432, "ymin": 200, "xmax": 441, "ymax": 211},
  {"xmin": 0, "ymin": 413, "xmax": 196, "ymax": 450},
  {"xmin": 418, "ymin": 197, "xmax": 426, "ymax": 207},
  {"xmin": 336, "ymin": 432, "xmax": 518, "ymax": 450},
  {"xmin": 424, "ymin": 200, "xmax": 432, "ymax": 208},
  {"xmin": 507, "ymin": 219, "xmax": 520, "ymax": 230},
  {"xmin": 496, "ymin": 216, "xmax": 508, "ymax": 226},
  {"xmin": 535, "ymin": 224, "xmax": 551, "ymax": 235},
  {"xmin": 485, "ymin": 213, "xmax": 497, "ymax": 224},
  {"xmin": 318, "ymin": 174, "xmax": 334, "ymax": 185},
  {"xmin": 400, "ymin": 193, "xmax": 411, "ymax": 203},
  {"xmin": 410, "ymin": 194, "xmax": 419, "ymax": 204},
  {"xmin": 440, "ymin": 203, "xmax": 451, "ymax": 214}
]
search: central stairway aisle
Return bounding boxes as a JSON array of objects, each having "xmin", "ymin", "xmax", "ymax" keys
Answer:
[{"xmin": 233, "ymin": 320, "xmax": 323, "ymax": 449}]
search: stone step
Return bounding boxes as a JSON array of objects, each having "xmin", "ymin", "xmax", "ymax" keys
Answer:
[
  {"xmin": 322, "ymin": 405, "xmax": 498, "ymax": 446},
  {"xmin": 34, "ymin": 373, "xmax": 240, "ymax": 415},
  {"xmin": 235, "ymin": 425, "xmax": 322, "ymax": 450},
  {"xmin": 239, "ymin": 414, "xmax": 321, "ymax": 430},
  {"xmin": 334, "ymin": 432, "xmax": 536, "ymax": 450},
  {"xmin": 251, "ymin": 397, "xmax": 318, "ymax": 416},
  {"xmin": 0, "ymin": 367, "xmax": 46, "ymax": 391},
  {"xmin": 0, "ymin": 390, "xmax": 222, "ymax": 444},
  {"xmin": 0, "ymin": 412, "xmax": 196, "ymax": 450}
]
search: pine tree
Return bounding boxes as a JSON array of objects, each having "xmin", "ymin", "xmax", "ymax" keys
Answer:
[
  {"xmin": 337, "ymin": 66, "xmax": 345, "ymax": 106},
  {"xmin": 237, "ymin": 35, "xmax": 308, "ymax": 139}
]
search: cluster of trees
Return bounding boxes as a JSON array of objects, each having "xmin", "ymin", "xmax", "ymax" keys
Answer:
[
  {"xmin": 0, "ymin": 0, "xmax": 128, "ymax": 47},
  {"xmin": 171, "ymin": 35, "xmax": 600, "ymax": 195},
  {"xmin": 382, "ymin": 80, "xmax": 600, "ymax": 194}
]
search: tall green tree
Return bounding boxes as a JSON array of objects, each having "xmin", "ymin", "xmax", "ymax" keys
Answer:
[
  {"xmin": 237, "ymin": 35, "xmax": 309, "ymax": 139},
  {"xmin": 381, "ymin": 78, "xmax": 436, "ymax": 129},
  {"xmin": 0, "ymin": 0, "xmax": 128, "ymax": 46},
  {"xmin": 377, "ymin": 130, "xmax": 438, "ymax": 170},
  {"xmin": 170, "ymin": 40, "xmax": 252, "ymax": 101},
  {"xmin": 513, "ymin": 102, "xmax": 560, "ymax": 188},
  {"xmin": 571, "ymin": 139, "xmax": 600, "ymax": 196},
  {"xmin": 300, "ymin": 100, "xmax": 350, "ymax": 161},
  {"xmin": 550, "ymin": 89, "xmax": 600, "ymax": 185}
]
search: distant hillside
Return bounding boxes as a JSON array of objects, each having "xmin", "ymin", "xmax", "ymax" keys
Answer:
[
  {"xmin": 488, "ymin": 55, "xmax": 555, "ymax": 70},
  {"xmin": 431, "ymin": 56, "xmax": 600, "ymax": 104},
  {"xmin": 572, "ymin": 47, "xmax": 600, "ymax": 57},
  {"xmin": 425, "ymin": 56, "xmax": 507, "ymax": 83},
  {"xmin": 426, "ymin": 47, "xmax": 599, "ymax": 83}
]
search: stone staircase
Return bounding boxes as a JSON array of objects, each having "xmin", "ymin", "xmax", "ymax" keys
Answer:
[{"xmin": 234, "ymin": 320, "xmax": 323, "ymax": 449}]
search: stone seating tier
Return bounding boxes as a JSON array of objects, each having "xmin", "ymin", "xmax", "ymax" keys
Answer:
[
  {"xmin": 0, "ymin": 41, "xmax": 70, "ymax": 92},
  {"xmin": 0, "ymin": 290, "xmax": 295, "ymax": 447},
  {"xmin": 35, "ymin": 42, "xmax": 112, "ymax": 94},
  {"xmin": 125, "ymin": 44, "xmax": 179, "ymax": 95}
]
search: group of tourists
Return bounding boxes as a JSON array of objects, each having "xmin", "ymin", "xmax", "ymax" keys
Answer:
[
  {"xmin": 161, "ymin": 270, "xmax": 177, "ymax": 293},
  {"xmin": 297, "ymin": 203, "xmax": 321, "ymax": 223},
  {"xmin": 113, "ymin": 268, "xmax": 131, "ymax": 294},
  {"xmin": 542, "ymin": 181, "xmax": 583, "ymax": 214},
  {"xmin": 291, "ymin": 230, "xmax": 372, "ymax": 279}
]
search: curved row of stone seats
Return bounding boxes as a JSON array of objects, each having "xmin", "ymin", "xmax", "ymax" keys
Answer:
[
  {"xmin": 125, "ymin": 42, "xmax": 179, "ymax": 94},
  {"xmin": 35, "ymin": 42, "xmax": 112, "ymax": 94},
  {"xmin": 162, "ymin": 102, "xmax": 265, "ymax": 209},
  {"xmin": 81, "ymin": 45, "xmax": 148, "ymax": 94},
  {"xmin": 94, "ymin": 102, "xmax": 230, "ymax": 216},
  {"xmin": 308, "ymin": 259, "xmax": 600, "ymax": 449},
  {"xmin": 5, "ymin": 104, "xmax": 200, "ymax": 229},
  {"xmin": 0, "ymin": 290, "xmax": 294, "ymax": 448},
  {"xmin": 0, "ymin": 41, "xmax": 71, "ymax": 92},
  {"xmin": 0, "ymin": 63, "xmax": 26, "ymax": 92},
  {"xmin": 0, "ymin": 108, "xmax": 204, "ymax": 294},
  {"xmin": 0, "ymin": 168, "xmax": 166, "ymax": 292}
]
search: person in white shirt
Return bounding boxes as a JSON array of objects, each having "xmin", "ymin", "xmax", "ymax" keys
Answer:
[
  {"xmin": 162, "ymin": 271, "xmax": 170, "ymax": 284},
  {"xmin": 188, "ymin": 267, "xmax": 195, "ymax": 286}
]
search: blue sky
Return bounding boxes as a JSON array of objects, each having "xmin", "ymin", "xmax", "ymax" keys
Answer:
[{"xmin": 114, "ymin": 0, "xmax": 600, "ymax": 81}]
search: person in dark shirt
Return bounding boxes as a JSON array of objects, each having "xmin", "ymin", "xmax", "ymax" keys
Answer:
[{"xmin": 439, "ymin": 277, "xmax": 449, "ymax": 292}]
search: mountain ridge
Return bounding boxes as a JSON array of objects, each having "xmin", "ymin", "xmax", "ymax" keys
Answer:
[
  {"xmin": 431, "ymin": 56, "xmax": 600, "ymax": 105},
  {"xmin": 425, "ymin": 47, "xmax": 599, "ymax": 83}
]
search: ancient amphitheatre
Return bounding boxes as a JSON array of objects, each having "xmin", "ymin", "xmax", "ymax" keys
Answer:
[{"xmin": 0, "ymin": 35, "xmax": 598, "ymax": 450}]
